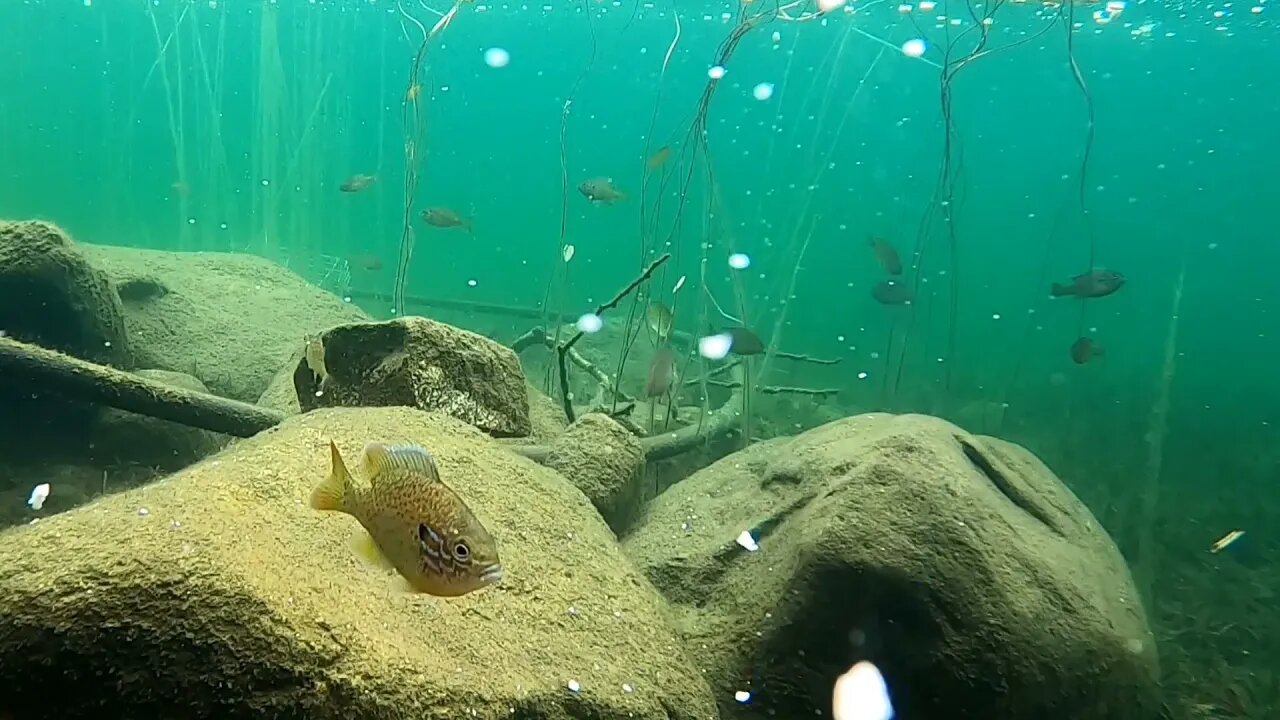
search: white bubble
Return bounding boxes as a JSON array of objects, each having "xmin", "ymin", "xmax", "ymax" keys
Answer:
[
  {"xmin": 832, "ymin": 661, "xmax": 893, "ymax": 720},
  {"xmin": 857, "ymin": 371, "xmax": 868, "ymax": 380},
  {"xmin": 467, "ymin": 279, "xmax": 478, "ymax": 287},
  {"xmin": 752, "ymin": 82, "xmax": 775, "ymax": 101},
  {"xmin": 576, "ymin": 313, "xmax": 603, "ymax": 334},
  {"xmin": 27, "ymin": 483, "xmax": 50, "ymax": 510},
  {"xmin": 483, "ymin": 47, "xmax": 510, "ymax": 68},
  {"xmin": 728, "ymin": 252, "xmax": 751, "ymax": 270},
  {"xmin": 708, "ymin": 65, "xmax": 726, "ymax": 80},
  {"xmin": 698, "ymin": 333, "xmax": 733, "ymax": 360},
  {"xmin": 818, "ymin": 0, "xmax": 847, "ymax": 10},
  {"xmin": 902, "ymin": 39, "xmax": 927, "ymax": 58}
]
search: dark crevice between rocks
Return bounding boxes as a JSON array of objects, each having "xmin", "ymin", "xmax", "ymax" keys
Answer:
[
  {"xmin": 116, "ymin": 276, "xmax": 169, "ymax": 304},
  {"xmin": 957, "ymin": 435, "xmax": 1066, "ymax": 538}
]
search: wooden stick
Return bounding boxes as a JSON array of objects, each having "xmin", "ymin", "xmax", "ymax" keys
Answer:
[
  {"xmin": 0, "ymin": 336, "xmax": 283, "ymax": 437},
  {"xmin": 556, "ymin": 253, "xmax": 671, "ymax": 422}
]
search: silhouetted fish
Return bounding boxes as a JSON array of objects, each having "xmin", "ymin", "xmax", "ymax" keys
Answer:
[{"xmin": 1051, "ymin": 270, "xmax": 1124, "ymax": 299}]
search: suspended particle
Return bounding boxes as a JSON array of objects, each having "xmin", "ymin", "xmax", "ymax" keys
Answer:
[
  {"xmin": 734, "ymin": 691, "xmax": 752, "ymax": 703},
  {"xmin": 818, "ymin": 0, "xmax": 848, "ymax": 10},
  {"xmin": 467, "ymin": 279, "xmax": 478, "ymax": 287},
  {"xmin": 752, "ymin": 82, "xmax": 775, "ymax": 101},
  {"xmin": 576, "ymin": 313, "xmax": 603, "ymax": 334},
  {"xmin": 897, "ymin": 4, "xmax": 913, "ymax": 13},
  {"xmin": 728, "ymin": 252, "xmax": 751, "ymax": 270},
  {"xmin": 919, "ymin": 0, "xmax": 936, "ymax": 10},
  {"xmin": 708, "ymin": 65, "xmax": 726, "ymax": 80},
  {"xmin": 672, "ymin": 275, "xmax": 687, "ymax": 293},
  {"xmin": 902, "ymin": 38, "xmax": 927, "ymax": 57},
  {"xmin": 563, "ymin": 244, "xmax": 575, "ymax": 262},
  {"xmin": 771, "ymin": 30, "xmax": 781, "ymax": 44},
  {"xmin": 484, "ymin": 47, "xmax": 510, "ymax": 68}
]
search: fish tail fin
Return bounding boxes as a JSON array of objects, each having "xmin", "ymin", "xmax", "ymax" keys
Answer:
[
  {"xmin": 311, "ymin": 441, "xmax": 354, "ymax": 512},
  {"xmin": 1050, "ymin": 282, "xmax": 1074, "ymax": 297}
]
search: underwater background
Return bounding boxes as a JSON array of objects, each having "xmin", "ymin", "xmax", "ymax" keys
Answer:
[{"xmin": 1, "ymin": 0, "xmax": 1278, "ymax": 717}]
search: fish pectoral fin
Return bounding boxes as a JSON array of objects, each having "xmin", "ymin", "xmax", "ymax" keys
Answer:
[
  {"xmin": 349, "ymin": 530, "xmax": 396, "ymax": 571},
  {"xmin": 362, "ymin": 443, "xmax": 442, "ymax": 482},
  {"xmin": 310, "ymin": 441, "xmax": 352, "ymax": 512}
]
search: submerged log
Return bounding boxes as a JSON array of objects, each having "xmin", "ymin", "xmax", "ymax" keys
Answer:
[
  {"xmin": 0, "ymin": 335, "xmax": 736, "ymax": 464},
  {"xmin": 0, "ymin": 336, "xmax": 283, "ymax": 438}
]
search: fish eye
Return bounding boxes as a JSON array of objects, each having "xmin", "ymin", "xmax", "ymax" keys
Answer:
[{"xmin": 453, "ymin": 542, "xmax": 470, "ymax": 561}]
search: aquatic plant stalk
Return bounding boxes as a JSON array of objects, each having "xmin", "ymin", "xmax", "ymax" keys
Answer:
[{"xmin": 1135, "ymin": 249, "xmax": 1188, "ymax": 607}]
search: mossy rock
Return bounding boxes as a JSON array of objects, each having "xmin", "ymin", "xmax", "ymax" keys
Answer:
[
  {"xmin": 625, "ymin": 412, "xmax": 1162, "ymax": 720},
  {"xmin": 81, "ymin": 244, "xmax": 370, "ymax": 402},
  {"xmin": 0, "ymin": 407, "xmax": 715, "ymax": 720},
  {"xmin": 545, "ymin": 413, "xmax": 645, "ymax": 534}
]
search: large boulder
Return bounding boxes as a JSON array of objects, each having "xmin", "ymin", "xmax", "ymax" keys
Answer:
[
  {"xmin": 80, "ymin": 244, "xmax": 370, "ymax": 402},
  {"xmin": 0, "ymin": 220, "xmax": 133, "ymax": 369},
  {"xmin": 0, "ymin": 221, "xmax": 134, "ymax": 447},
  {"xmin": 624, "ymin": 412, "xmax": 1161, "ymax": 720},
  {"xmin": 0, "ymin": 407, "xmax": 716, "ymax": 720},
  {"xmin": 294, "ymin": 317, "xmax": 531, "ymax": 437}
]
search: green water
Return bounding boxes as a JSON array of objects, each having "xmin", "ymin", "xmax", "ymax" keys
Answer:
[{"xmin": 1, "ymin": 0, "xmax": 1277, "ymax": 716}]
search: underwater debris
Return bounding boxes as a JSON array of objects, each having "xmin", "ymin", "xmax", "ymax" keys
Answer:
[
  {"xmin": 1050, "ymin": 269, "xmax": 1125, "ymax": 298},
  {"xmin": 1209, "ymin": 529, "xmax": 1245, "ymax": 553},
  {"xmin": 735, "ymin": 529, "xmax": 759, "ymax": 552},
  {"xmin": 310, "ymin": 441, "xmax": 502, "ymax": 597}
]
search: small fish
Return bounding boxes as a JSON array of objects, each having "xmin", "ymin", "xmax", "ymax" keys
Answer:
[
  {"xmin": 421, "ymin": 207, "xmax": 472, "ymax": 233},
  {"xmin": 646, "ymin": 145, "xmax": 672, "ymax": 171},
  {"xmin": 1051, "ymin": 269, "xmax": 1125, "ymax": 298},
  {"xmin": 311, "ymin": 441, "xmax": 503, "ymax": 596},
  {"xmin": 646, "ymin": 302, "xmax": 674, "ymax": 341},
  {"xmin": 304, "ymin": 334, "xmax": 329, "ymax": 386},
  {"xmin": 871, "ymin": 279, "xmax": 913, "ymax": 305},
  {"xmin": 726, "ymin": 326, "xmax": 765, "ymax": 356},
  {"xmin": 645, "ymin": 346, "xmax": 679, "ymax": 398},
  {"xmin": 869, "ymin": 237, "xmax": 903, "ymax": 276},
  {"xmin": 578, "ymin": 177, "xmax": 626, "ymax": 204},
  {"xmin": 1209, "ymin": 529, "xmax": 1245, "ymax": 553},
  {"xmin": 350, "ymin": 254, "xmax": 384, "ymax": 272},
  {"xmin": 339, "ymin": 174, "xmax": 376, "ymax": 193},
  {"xmin": 1070, "ymin": 336, "xmax": 1104, "ymax": 364}
]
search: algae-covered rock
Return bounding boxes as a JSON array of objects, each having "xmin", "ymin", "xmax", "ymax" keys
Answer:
[
  {"xmin": 526, "ymin": 382, "xmax": 569, "ymax": 442},
  {"xmin": 296, "ymin": 317, "xmax": 531, "ymax": 437},
  {"xmin": 0, "ymin": 407, "xmax": 715, "ymax": 720},
  {"xmin": 625, "ymin": 412, "xmax": 1161, "ymax": 720},
  {"xmin": 546, "ymin": 413, "xmax": 645, "ymax": 534},
  {"xmin": 80, "ymin": 244, "xmax": 370, "ymax": 402},
  {"xmin": 90, "ymin": 369, "xmax": 230, "ymax": 471},
  {"xmin": 0, "ymin": 220, "xmax": 133, "ymax": 369}
]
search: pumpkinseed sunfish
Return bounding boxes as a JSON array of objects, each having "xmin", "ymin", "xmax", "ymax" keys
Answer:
[
  {"xmin": 421, "ymin": 207, "xmax": 473, "ymax": 233},
  {"xmin": 310, "ymin": 441, "xmax": 503, "ymax": 597},
  {"xmin": 1051, "ymin": 270, "xmax": 1125, "ymax": 299}
]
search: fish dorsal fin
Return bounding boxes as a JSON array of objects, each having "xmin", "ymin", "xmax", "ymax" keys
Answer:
[{"xmin": 362, "ymin": 443, "xmax": 441, "ymax": 482}]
